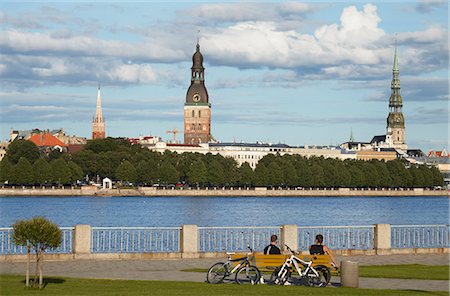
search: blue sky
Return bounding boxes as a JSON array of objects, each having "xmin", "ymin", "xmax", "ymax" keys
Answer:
[{"xmin": 0, "ymin": 1, "xmax": 448, "ymax": 151}]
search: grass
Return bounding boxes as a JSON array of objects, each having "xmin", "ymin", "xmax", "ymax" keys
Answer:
[
  {"xmin": 359, "ymin": 265, "xmax": 449, "ymax": 281},
  {"xmin": 0, "ymin": 275, "xmax": 447, "ymax": 296},
  {"xmin": 182, "ymin": 264, "xmax": 449, "ymax": 281}
]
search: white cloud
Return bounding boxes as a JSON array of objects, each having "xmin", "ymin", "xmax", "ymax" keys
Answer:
[
  {"xmin": 204, "ymin": 4, "xmax": 388, "ymax": 69},
  {"xmin": 106, "ymin": 64, "xmax": 157, "ymax": 83},
  {"xmin": 184, "ymin": 2, "xmax": 317, "ymax": 23},
  {"xmin": 0, "ymin": 29, "xmax": 184, "ymax": 62},
  {"xmin": 398, "ymin": 25, "xmax": 446, "ymax": 44},
  {"xmin": 416, "ymin": 0, "xmax": 447, "ymax": 13}
]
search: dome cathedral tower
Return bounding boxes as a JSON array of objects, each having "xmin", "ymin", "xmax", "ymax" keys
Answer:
[{"xmin": 184, "ymin": 41, "xmax": 211, "ymax": 144}]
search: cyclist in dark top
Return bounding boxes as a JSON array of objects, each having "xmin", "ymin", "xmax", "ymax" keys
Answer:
[
  {"xmin": 264, "ymin": 234, "xmax": 281, "ymax": 255},
  {"xmin": 309, "ymin": 234, "xmax": 339, "ymax": 268}
]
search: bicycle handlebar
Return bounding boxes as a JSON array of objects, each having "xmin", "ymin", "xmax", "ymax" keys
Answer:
[{"xmin": 284, "ymin": 244, "xmax": 296, "ymax": 254}]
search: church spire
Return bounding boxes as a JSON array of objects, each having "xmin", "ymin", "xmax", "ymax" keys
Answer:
[
  {"xmin": 393, "ymin": 37, "xmax": 399, "ymax": 72},
  {"xmin": 389, "ymin": 40, "xmax": 402, "ymax": 109},
  {"xmin": 95, "ymin": 84, "xmax": 103, "ymax": 122},
  {"xmin": 386, "ymin": 40, "xmax": 406, "ymax": 150},
  {"xmin": 92, "ymin": 83, "xmax": 106, "ymax": 139}
]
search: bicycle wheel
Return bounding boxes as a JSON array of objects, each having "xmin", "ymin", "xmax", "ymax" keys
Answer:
[
  {"xmin": 235, "ymin": 265, "xmax": 261, "ymax": 285},
  {"xmin": 306, "ymin": 265, "xmax": 331, "ymax": 287},
  {"xmin": 269, "ymin": 266, "xmax": 291, "ymax": 285},
  {"xmin": 206, "ymin": 262, "xmax": 228, "ymax": 284}
]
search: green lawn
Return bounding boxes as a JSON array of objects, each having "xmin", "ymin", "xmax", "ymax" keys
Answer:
[
  {"xmin": 182, "ymin": 264, "xmax": 449, "ymax": 280},
  {"xmin": 0, "ymin": 275, "xmax": 447, "ymax": 296},
  {"xmin": 359, "ymin": 265, "xmax": 449, "ymax": 280}
]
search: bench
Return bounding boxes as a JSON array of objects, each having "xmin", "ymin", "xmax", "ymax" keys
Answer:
[{"xmin": 231, "ymin": 253, "xmax": 333, "ymax": 272}]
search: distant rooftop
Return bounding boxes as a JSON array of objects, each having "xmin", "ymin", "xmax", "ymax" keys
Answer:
[{"xmin": 210, "ymin": 142, "xmax": 291, "ymax": 148}]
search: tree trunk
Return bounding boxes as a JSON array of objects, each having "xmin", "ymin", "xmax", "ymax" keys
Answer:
[
  {"xmin": 33, "ymin": 251, "xmax": 39, "ymax": 288},
  {"xmin": 25, "ymin": 245, "xmax": 30, "ymax": 287},
  {"xmin": 39, "ymin": 248, "xmax": 43, "ymax": 289}
]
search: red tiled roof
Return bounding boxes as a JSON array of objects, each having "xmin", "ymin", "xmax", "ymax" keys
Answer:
[
  {"xmin": 68, "ymin": 144, "xmax": 85, "ymax": 154},
  {"xmin": 29, "ymin": 133, "xmax": 68, "ymax": 147},
  {"xmin": 166, "ymin": 143, "xmax": 201, "ymax": 147},
  {"xmin": 428, "ymin": 150, "xmax": 449, "ymax": 158}
]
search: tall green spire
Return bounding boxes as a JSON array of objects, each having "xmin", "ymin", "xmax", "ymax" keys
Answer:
[
  {"xmin": 389, "ymin": 38, "xmax": 402, "ymax": 108},
  {"xmin": 393, "ymin": 37, "xmax": 399, "ymax": 72}
]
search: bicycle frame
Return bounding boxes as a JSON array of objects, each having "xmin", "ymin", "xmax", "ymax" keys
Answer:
[
  {"xmin": 275, "ymin": 245, "xmax": 320, "ymax": 281},
  {"xmin": 224, "ymin": 252, "xmax": 253, "ymax": 275},
  {"xmin": 282, "ymin": 253, "xmax": 320, "ymax": 278}
]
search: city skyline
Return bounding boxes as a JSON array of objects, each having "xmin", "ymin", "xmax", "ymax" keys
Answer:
[{"xmin": 1, "ymin": 1, "xmax": 448, "ymax": 151}]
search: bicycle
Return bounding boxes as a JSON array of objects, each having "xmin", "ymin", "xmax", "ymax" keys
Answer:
[
  {"xmin": 206, "ymin": 246, "xmax": 261, "ymax": 285},
  {"xmin": 269, "ymin": 244, "xmax": 331, "ymax": 287}
]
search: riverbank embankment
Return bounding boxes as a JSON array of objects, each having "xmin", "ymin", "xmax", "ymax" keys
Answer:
[{"xmin": 0, "ymin": 187, "xmax": 447, "ymax": 197}]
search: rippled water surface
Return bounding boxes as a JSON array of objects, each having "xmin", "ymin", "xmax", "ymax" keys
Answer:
[{"xmin": 0, "ymin": 196, "xmax": 448, "ymax": 227}]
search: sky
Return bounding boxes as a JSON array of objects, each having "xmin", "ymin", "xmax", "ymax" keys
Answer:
[{"xmin": 0, "ymin": 0, "xmax": 448, "ymax": 151}]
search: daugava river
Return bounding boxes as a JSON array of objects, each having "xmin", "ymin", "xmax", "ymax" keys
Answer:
[{"xmin": 0, "ymin": 196, "xmax": 448, "ymax": 227}]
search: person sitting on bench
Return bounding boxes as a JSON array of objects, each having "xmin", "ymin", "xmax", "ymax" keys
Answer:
[
  {"xmin": 309, "ymin": 234, "xmax": 339, "ymax": 268},
  {"xmin": 264, "ymin": 234, "xmax": 281, "ymax": 255}
]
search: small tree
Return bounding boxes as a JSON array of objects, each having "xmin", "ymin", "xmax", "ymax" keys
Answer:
[
  {"xmin": 116, "ymin": 160, "xmax": 137, "ymax": 184},
  {"xmin": 0, "ymin": 157, "xmax": 13, "ymax": 184},
  {"xmin": 12, "ymin": 217, "xmax": 62, "ymax": 289},
  {"xmin": 11, "ymin": 157, "xmax": 34, "ymax": 185}
]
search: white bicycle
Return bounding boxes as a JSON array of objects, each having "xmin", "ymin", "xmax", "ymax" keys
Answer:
[
  {"xmin": 269, "ymin": 245, "xmax": 331, "ymax": 287},
  {"xmin": 206, "ymin": 246, "xmax": 261, "ymax": 285}
]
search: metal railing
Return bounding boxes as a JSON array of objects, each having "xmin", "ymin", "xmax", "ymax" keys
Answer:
[
  {"xmin": 391, "ymin": 225, "xmax": 450, "ymax": 249},
  {"xmin": 198, "ymin": 226, "xmax": 280, "ymax": 252},
  {"xmin": 91, "ymin": 227, "xmax": 181, "ymax": 253},
  {"xmin": 298, "ymin": 226, "xmax": 375, "ymax": 250},
  {"xmin": 0, "ymin": 227, "xmax": 73, "ymax": 255}
]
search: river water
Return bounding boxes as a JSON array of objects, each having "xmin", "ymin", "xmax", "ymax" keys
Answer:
[{"xmin": 0, "ymin": 196, "xmax": 448, "ymax": 227}]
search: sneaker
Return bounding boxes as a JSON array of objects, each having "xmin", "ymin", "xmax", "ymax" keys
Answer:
[
  {"xmin": 259, "ymin": 277, "xmax": 265, "ymax": 284},
  {"xmin": 283, "ymin": 281, "xmax": 291, "ymax": 286}
]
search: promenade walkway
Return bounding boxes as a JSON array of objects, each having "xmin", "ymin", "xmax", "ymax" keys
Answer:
[{"xmin": 1, "ymin": 254, "xmax": 448, "ymax": 292}]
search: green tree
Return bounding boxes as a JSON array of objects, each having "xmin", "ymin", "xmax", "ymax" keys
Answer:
[
  {"xmin": 430, "ymin": 166, "xmax": 444, "ymax": 187},
  {"xmin": 6, "ymin": 140, "xmax": 40, "ymax": 164},
  {"xmin": 281, "ymin": 160, "xmax": 298, "ymax": 187},
  {"xmin": 11, "ymin": 157, "xmax": 34, "ymax": 185},
  {"xmin": 187, "ymin": 159, "xmax": 207, "ymax": 185},
  {"xmin": 47, "ymin": 149, "xmax": 63, "ymax": 161},
  {"xmin": 12, "ymin": 217, "xmax": 62, "ymax": 289},
  {"xmin": 68, "ymin": 161, "xmax": 84, "ymax": 183},
  {"xmin": 207, "ymin": 159, "xmax": 225, "ymax": 186},
  {"xmin": 32, "ymin": 158, "xmax": 51, "ymax": 185},
  {"xmin": 267, "ymin": 162, "xmax": 283, "ymax": 186},
  {"xmin": 0, "ymin": 157, "xmax": 13, "ymax": 183},
  {"xmin": 136, "ymin": 160, "xmax": 152, "ymax": 185},
  {"xmin": 253, "ymin": 163, "xmax": 269, "ymax": 186},
  {"xmin": 115, "ymin": 160, "xmax": 137, "ymax": 183},
  {"xmin": 50, "ymin": 159, "xmax": 71, "ymax": 185},
  {"xmin": 159, "ymin": 159, "xmax": 179, "ymax": 184},
  {"xmin": 237, "ymin": 163, "xmax": 253, "ymax": 186}
]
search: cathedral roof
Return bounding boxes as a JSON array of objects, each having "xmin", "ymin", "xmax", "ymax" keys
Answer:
[
  {"xmin": 29, "ymin": 133, "xmax": 68, "ymax": 147},
  {"xmin": 192, "ymin": 43, "xmax": 204, "ymax": 69}
]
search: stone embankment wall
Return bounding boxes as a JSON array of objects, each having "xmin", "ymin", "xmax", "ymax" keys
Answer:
[{"xmin": 0, "ymin": 187, "xmax": 447, "ymax": 197}]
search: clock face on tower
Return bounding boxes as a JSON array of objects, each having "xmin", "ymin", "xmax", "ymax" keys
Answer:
[{"xmin": 193, "ymin": 94, "xmax": 201, "ymax": 102}]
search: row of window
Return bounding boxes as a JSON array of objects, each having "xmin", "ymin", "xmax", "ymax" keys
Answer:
[
  {"xmin": 187, "ymin": 123, "xmax": 207, "ymax": 131},
  {"xmin": 231, "ymin": 154, "xmax": 263, "ymax": 160},
  {"xmin": 192, "ymin": 110, "xmax": 202, "ymax": 118}
]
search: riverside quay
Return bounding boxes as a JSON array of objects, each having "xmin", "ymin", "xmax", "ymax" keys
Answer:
[{"xmin": 1, "ymin": 224, "xmax": 448, "ymax": 261}]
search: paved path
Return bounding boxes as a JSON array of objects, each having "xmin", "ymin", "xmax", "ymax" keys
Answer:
[{"xmin": 1, "ymin": 254, "xmax": 448, "ymax": 292}]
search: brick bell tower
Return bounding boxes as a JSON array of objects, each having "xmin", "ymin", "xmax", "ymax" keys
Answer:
[{"xmin": 184, "ymin": 41, "xmax": 211, "ymax": 145}]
